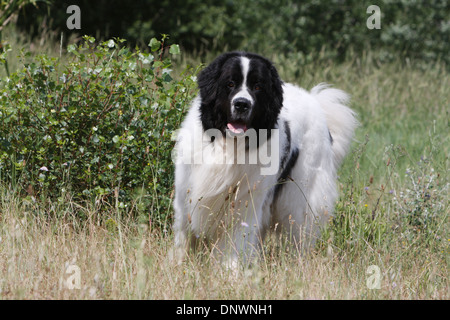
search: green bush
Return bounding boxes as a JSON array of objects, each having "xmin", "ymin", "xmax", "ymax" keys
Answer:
[{"xmin": 0, "ymin": 36, "xmax": 197, "ymax": 223}]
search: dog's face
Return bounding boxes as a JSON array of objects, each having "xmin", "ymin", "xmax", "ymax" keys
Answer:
[{"xmin": 198, "ymin": 52, "xmax": 284, "ymax": 136}]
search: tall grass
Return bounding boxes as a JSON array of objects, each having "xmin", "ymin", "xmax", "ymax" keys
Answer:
[{"xmin": 0, "ymin": 30, "xmax": 448, "ymax": 299}]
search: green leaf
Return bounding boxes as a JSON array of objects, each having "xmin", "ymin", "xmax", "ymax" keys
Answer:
[
  {"xmin": 148, "ymin": 38, "xmax": 161, "ymax": 52},
  {"xmin": 169, "ymin": 44, "xmax": 180, "ymax": 55}
]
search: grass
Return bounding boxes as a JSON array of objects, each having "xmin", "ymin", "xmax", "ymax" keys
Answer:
[
  {"xmin": 0, "ymin": 29, "xmax": 448, "ymax": 299},
  {"xmin": 0, "ymin": 180, "xmax": 447, "ymax": 299}
]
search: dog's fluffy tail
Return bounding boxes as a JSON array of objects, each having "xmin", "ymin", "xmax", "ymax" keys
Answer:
[{"xmin": 311, "ymin": 83, "xmax": 359, "ymax": 168}]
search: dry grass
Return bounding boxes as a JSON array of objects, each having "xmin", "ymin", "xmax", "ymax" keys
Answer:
[{"xmin": 0, "ymin": 187, "xmax": 447, "ymax": 299}]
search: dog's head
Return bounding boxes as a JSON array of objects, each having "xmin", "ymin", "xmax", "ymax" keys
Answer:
[{"xmin": 198, "ymin": 52, "xmax": 284, "ymax": 136}]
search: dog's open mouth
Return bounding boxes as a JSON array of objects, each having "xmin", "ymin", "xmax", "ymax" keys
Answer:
[{"xmin": 227, "ymin": 122, "xmax": 248, "ymax": 134}]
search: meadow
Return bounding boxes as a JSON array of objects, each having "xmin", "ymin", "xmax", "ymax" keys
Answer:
[{"xmin": 0, "ymin": 29, "xmax": 448, "ymax": 299}]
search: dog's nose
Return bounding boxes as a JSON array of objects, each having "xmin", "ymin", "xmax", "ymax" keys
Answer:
[{"xmin": 233, "ymin": 98, "xmax": 251, "ymax": 113}]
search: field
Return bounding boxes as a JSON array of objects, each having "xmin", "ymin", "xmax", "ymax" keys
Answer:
[{"xmin": 0, "ymin": 29, "xmax": 448, "ymax": 300}]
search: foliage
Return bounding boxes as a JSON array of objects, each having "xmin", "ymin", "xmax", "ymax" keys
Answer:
[
  {"xmin": 0, "ymin": 0, "xmax": 44, "ymax": 29},
  {"xmin": 0, "ymin": 36, "xmax": 197, "ymax": 223},
  {"xmin": 393, "ymin": 155, "xmax": 448, "ymax": 242},
  {"xmin": 15, "ymin": 0, "xmax": 450, "ymax": 65},
  {"xmin": 1, "ymin": 0, "xmax": 49, "ymax": 76}
]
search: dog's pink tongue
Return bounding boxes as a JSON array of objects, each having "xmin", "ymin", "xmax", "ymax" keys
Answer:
[{"xmin": 227, "ymin": 123, "xmax": 247, "ymax": 134}]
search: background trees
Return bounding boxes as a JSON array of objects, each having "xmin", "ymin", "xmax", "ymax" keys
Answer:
[{"xmin": 14, "ymin": 0, "xmax": 450, "ymax": 65}]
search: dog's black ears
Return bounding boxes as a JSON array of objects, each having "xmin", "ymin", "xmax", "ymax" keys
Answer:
[
  {"xmin": 197, "ymin": 63, "xmax": 218, "ymax": 106},
  {"xmin": 269, "ymin": 63, "xmax": 284, "ymax": 110},
  {"xmin": 197, "ymin": 52, "xmax": 241, "ymax": 105}
]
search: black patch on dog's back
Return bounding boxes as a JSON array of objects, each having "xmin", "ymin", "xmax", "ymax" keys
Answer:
[
  {"xmin": 274, "ymin": 148, "xmax": 299, "ymax": 198},
  {"xmin": 274, "ymin": 121, "xmax": 299, "ymax": 198}
]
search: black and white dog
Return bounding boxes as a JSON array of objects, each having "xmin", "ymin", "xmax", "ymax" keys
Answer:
[{"xmin": 172, "ymin": 52, "xmax": 357, "ymax": 268}]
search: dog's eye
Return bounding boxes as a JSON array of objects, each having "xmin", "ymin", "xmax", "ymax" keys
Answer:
[
  {"xmin": 254, "ymin": 84, "xmax": 261, "ymax": 91},
  {"xmin": 227, "ymin": 82, "xmax": 235, "ymax": 88}
]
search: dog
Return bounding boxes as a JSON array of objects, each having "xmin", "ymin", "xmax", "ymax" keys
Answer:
[{"xmin": 172, "ymin": 52, "xmax": 357, "ymax": 268}]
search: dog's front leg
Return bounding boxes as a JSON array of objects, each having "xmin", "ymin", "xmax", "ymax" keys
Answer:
[{"xmin": 214, "ymin": 211, "xmax": 266, "ymax": 272}]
